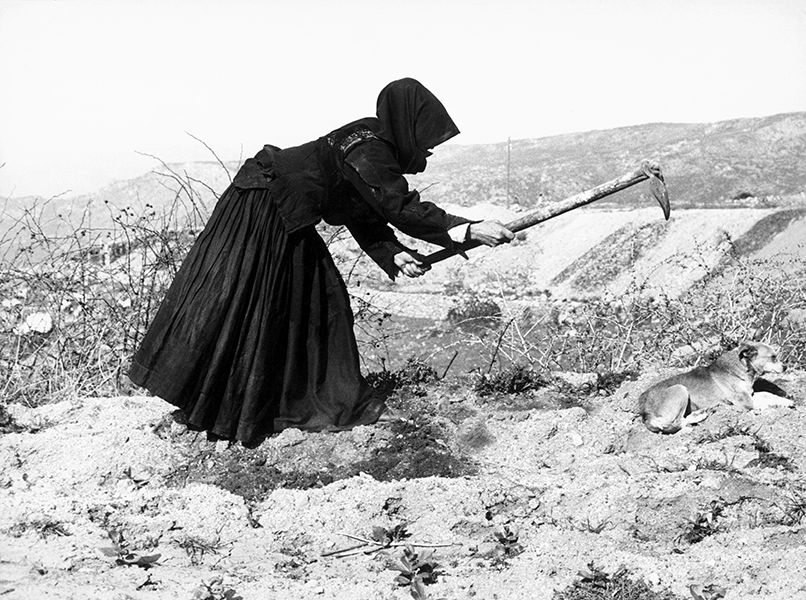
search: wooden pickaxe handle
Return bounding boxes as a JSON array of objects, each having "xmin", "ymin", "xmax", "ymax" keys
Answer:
[{"xmin": 423, "ymin": 160, "xmax": 670, "ymax": 266}]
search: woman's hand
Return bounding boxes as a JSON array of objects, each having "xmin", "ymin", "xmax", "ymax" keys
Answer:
[
  {"xmin": 468, "ymin": 220, "xmax": 515, "ymax": 247},
  {"xmin": 394, "ymin": 251, "xmax": 431, "ymax": 278}
]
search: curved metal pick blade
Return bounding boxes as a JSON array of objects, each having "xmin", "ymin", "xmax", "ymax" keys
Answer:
[{"xmin": 642, "ymin": 161, "xmax": 671, "ymax": 220}]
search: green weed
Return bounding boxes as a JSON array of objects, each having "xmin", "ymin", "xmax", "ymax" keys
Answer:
[
  {"xmin": 492, "ymin": 525, "xmax": 525, "ymax": 561},
  {"xmin": 99, "ymin": 529, "xmax": 161, "ymax": 569},
  {"xmin": 676, "ymin": 500, "xmax": 725, "ymax": 545},
  {"xmin": 390, "ymin": 546, "xmax": 443, "ymax": 600},
  {"xmin": 773, "ymin": 491, "xmax": 806, "ymax": 527},
  {"xmin": 191, "ymin": 577, "xmax": 243, "ymax": 600}
]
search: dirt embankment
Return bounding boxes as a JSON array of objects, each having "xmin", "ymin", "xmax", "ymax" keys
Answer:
[
  {"xmin": 364, "ymin": 205, "xmax": 806, "ymax": 310},
  {"xmin": 1, "ymin": 368, "xmax": 805, "ymax": 600}
]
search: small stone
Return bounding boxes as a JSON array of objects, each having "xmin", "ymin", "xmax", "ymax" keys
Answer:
[{"xmin": 274, "ymin": 428, "xmax": 305, "ymax": 448}]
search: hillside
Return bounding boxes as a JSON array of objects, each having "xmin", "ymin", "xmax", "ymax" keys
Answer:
[{"xmin": 332, "ymin": 202, "xmax": 806, "ymax": 309}]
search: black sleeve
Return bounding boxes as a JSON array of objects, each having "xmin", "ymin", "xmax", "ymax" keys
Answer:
[
  {"xmin": 342, "ymin": 140, "xmax": 471, "ymax": 248},
  {"xmin": 341, "ymin": 211, "xmax": 407, "ymax": 280}
]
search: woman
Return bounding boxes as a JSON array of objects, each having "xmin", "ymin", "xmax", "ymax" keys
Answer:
[{"xmin": 129, "ymin": 78, "xmax": 513, "ymax": 443}]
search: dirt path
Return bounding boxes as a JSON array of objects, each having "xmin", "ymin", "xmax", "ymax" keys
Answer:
[{"xmin": 1, "ymin": 370, "xmax": 805, "ymax": 600}]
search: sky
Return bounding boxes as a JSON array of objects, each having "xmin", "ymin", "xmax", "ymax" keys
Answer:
[{"xmin": 1, "ymin": 0, "xmax": 805, "ymax": 199}]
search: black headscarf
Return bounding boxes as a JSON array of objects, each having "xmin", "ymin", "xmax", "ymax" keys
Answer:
[{"xmin": 375, "ymin": 78, "xmax": 460, "ymax": 174}]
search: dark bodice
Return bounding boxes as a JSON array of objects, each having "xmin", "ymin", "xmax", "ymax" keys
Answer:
[{"xmin": 231, "ymin": 120, "xmax": 469, "ymax": 278}]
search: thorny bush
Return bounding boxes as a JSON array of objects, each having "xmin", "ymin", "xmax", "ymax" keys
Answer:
[
  {"xmin": 461, "ymin": 250, "xmax": 805, "ymax": 376},
  {"xmin": 1, "ymin": 171, "xmax": 209, "ymax": 405}
]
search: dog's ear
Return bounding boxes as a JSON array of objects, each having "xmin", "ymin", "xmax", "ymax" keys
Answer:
[{"xmin": 738, "ymin": 343, "xmax": 758, "ymax": 364}]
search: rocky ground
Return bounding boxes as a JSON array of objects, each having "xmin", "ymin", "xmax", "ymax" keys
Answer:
[{"xmin": 1, "ymin": 366, "xmax": 805, "ymax": 600}]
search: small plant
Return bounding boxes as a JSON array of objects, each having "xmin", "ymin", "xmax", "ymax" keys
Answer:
[
  {"xmin": 0, "ymin": 404, "xmax": 23, "ymax": 434},
  {"xmin": 391, "ymin": 546, "xmax": 443, "ymax": 599},
  {"xmin": 8, "ymin": 518, "xmax": 70, "ymax": 539},
  {"xmin": 99, "ymin": 529, "xmax": 161, "ymax": 568},
  {"xmin": 406, "ymin": 578, "xmax": 448, "ymax": 600},
  {"xmin": 493, "ymin": 525, "xmax": 525, "ymax": 559},
  {"xmin": 446, "ymin": 294, "xmax": 501, "ymax": 329},
  {"xmin": 366, "ymin": 357, "xmax": 438, "ymax": 394},
  {"xmin": 745, "ymin": 435, "xmax": 795, "ymax": 471},
  {"xmin": 176, "ymin": 533, "xmax": 227, "ymax": 566},
  {"xmin": 191, "ymin": 576, "xmax": 243, "ymax": 600},
  {"xmin": 122, "ymin": 466, "xmax": 151, "ymax": 488},
  {"xmin": 371, "ymin": 522, "xmax": 412, "ymax": 547},
  {"xmin": 447, "ymin": 294, "xmax": 502, "ymax": 323},
  {"xmin": 592, "ymin": 370, "xmax": 638, "ymax": 395},
  {"xmin": 475, "ymin": 364, "xmax": 548, "ymax": 396},
  {"xmin": 689, "ymin": 583, "xmax": 727, "ymax": 600},
  {"xmin": 551, "ymin": 370, "xmax": 638, "ymax": 398},
  {"xmin": 554, "ymin": 562, "xmax": 685, "ymax": 600},
  {"xmin": 745, "ymin": 451, "xmax": 795, "ymax": 472},
  {"xmin": 750, "ymin": 434, "xmax": 772, "ymax": 454},
  {"xmin": 568, "ymin": 516, "xmax": 612, "ymax": 535},
  {"xmin": 695, "ymin": 450, "xmax": 741, "ymax": 474},
  {"xmin": 695, "ymin": 423, "xmax": 757, "ymax": 444},
  {"xmin": 774, "ymin": 491, "xmax": 806, "ymax": 527},
  {"xmin": 695, "ymin": 425, "xmax": 795, "ymax": 471},
  {"xmin": 677, "ymin": 500, "xmax": 725, "ymax": 545}
]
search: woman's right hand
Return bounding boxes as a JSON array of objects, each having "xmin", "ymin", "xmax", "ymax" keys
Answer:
[
  {"xmin": 468, "ymin": 220, "xmax": 515, "ymax": 247},
  {"xmin": 394, "ymin": 251, "xmax": 430, "ymax": 278}
]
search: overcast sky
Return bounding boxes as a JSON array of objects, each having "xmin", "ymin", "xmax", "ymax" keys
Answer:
[{"xmin": 1, "ymin": 0, "xmax": 805, "ymax": 198}]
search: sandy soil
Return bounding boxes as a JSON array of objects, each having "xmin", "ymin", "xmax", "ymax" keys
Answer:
[{"xmin": 1, "ymin": 367, "xmax": 805, "ymax": 600}]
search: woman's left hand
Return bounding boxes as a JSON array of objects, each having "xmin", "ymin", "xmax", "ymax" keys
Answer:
[{"xmin": 394, "ymin": 251, "xmax": 431, "ymax": 278}]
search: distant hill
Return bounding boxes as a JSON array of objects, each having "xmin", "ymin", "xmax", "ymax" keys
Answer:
[{"xmin": 410, "ymin": 111, "xmax": 806, "ymax": 210}]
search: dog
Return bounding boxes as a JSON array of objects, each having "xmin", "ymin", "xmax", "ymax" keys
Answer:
[{"xmin": 638, "ymin": 341, "xmax": 794, "ymax": 434}]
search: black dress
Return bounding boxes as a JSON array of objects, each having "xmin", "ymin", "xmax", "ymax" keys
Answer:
[{"xmin": 129, "ymin": 78, "xmax": 469, "ymax": 443}]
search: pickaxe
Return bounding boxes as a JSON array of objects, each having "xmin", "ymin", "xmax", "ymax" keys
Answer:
[{"xmin": 423, "ymin": 160, "xmax": 670, "ymax": 266}]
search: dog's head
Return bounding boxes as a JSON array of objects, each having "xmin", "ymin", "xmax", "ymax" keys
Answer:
[{"xmin": 738, "ymin": 341, "xmax": 786, "ymax": 376}]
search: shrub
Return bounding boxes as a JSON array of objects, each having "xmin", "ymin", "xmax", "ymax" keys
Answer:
[
  {"xmin": 475, "ymin": 364, "xmax": 548, "ymax": 396},
  {"xmin": 0, "ymin": 191, "xmax": 205, "ymax": 405},
  {"xmin": 481, "ymin": 255, "xmax": 805, "ymax": 374},
  {"xmin": 446, "ymin": 294, "xmax": 501, "ymax": 329},
  {"xmin": 366, "ymin": 357, "xmax": 439, "ymax": 394}
]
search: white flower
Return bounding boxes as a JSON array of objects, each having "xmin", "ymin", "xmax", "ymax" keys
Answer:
[{"xmin": 14, "ymin": 312, "xmax": 54, "ymax": 335}]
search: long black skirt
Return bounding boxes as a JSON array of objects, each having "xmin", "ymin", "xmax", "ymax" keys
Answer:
[{"xmin": 128, "ymin": 185, "xmax": 384, "ymax": 443}]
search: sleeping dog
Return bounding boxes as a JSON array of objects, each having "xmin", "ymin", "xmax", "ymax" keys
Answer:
[{"xmin": 638, "ymin": 341, "xmax": 794, "ymax": 434}]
